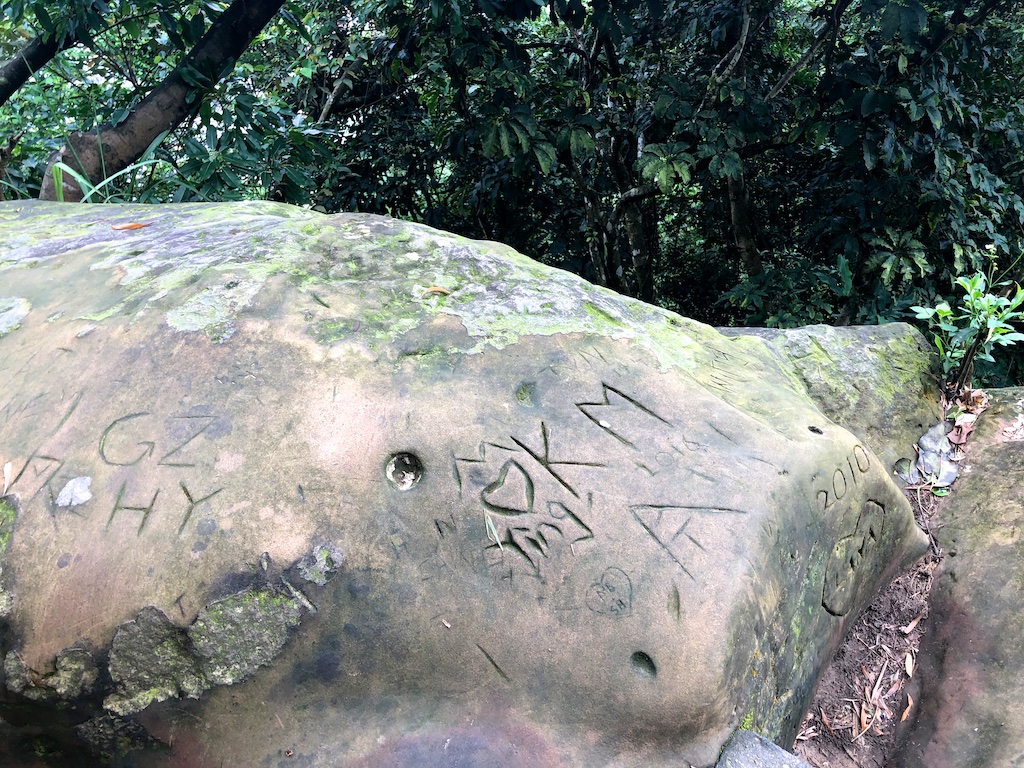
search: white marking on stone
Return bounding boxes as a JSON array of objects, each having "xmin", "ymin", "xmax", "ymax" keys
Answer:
[{"xmin": 56, "ymin": 477, "xmax": 92, "ymax": 507}]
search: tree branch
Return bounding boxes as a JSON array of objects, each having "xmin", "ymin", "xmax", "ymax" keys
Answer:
[
  {"xmin": 919, "ymin": 0, "xmax": 1008, "ymax": 70},
  {"xmin": 40, "ymin": 0, "xmax": 287, "ymax": 201},
  {"xmin": 608, "ymin": 184, "xmax": 659, "ymax": 231},
  {"xmin": 767, "ymin": 0, "xmax": 855, "ymax": 101},
  {"xmin": 0, "ymin": 31, "xmax": 79, "ymax": 109},
  {"xmin": 699, "ymin": 0, "xmax": 752, "ymax": 113}
]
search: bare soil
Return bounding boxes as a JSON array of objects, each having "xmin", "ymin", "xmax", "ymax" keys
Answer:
[{"xmin": 794, "ymin": 487, "xmax": 943, "ymax": 768}]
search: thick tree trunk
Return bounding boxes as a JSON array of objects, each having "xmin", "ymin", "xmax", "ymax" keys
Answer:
[
  {"xmin": 0, "ymin": 31, "xmax": 78, "ymax": 109},
  {"xmin": 40, "ymin": 0, "xmax": 286, "ymax": 202},
  {"xmin": 611, "ymin": 184, "xmax": 660, "ymax": 303},
  {"xmin": 602, "ymin": 126, "xmax": 660, "ymax": 301},
  {"xmin": 727, "ymin": 169, "xmax": 762, "ymax": 276}
]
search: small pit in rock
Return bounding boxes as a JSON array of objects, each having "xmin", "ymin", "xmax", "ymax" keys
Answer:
[
  {"xmin": 385, "ymin": 452, "xmax": 423, "ymax": 490},
  {"xmin": 631, "ymin": 651, "xmax": 657, "ymax": 679}
]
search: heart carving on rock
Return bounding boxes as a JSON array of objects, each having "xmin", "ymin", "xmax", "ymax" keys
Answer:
[
  {"xmin": 481, "ymin": 459, "xmax": 534, "ymax": 516},
  {"xmin": 586, "ymin": 567, "xmax": 633, "ymax": 617}
]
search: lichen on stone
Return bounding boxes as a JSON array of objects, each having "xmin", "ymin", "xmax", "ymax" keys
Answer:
[
  {"xmin": 0, "ymin": 647, "xmax": 94, "ymax": 703},
  {"xmin": 75, "ymin": 713, "xmax": 162, "ymax": 762},
  {"xmin": 187, "ymin": 586, "xmax": 303, "ymax": 685},
  {"xmin": 296, "ymin": 543, "xmax": 344, "ymax": 587},
  {"xmin": 0, "ymin": 495, "xmax": 16, "ymax": 617},
  {"xmin": 50, "ymin": 648, "xmax": 99, "ymax": 699},
  {"xmin": 104, "ymin": 606, "xmax": 208, "ymax": 716},
  {"xmin": 165, "ymin": 278, "xmax": 262, "ymax": 341},
  {"xmin": 0, "ymin": 296, "xmax": 29, "ymax": 337},
  {"xmin": 3, "ymin": 651, "xmax": 33, "ymax": 696},
  {"xmin": 0, "ymin": 496, "xmax": 15, "ymax": 559}
]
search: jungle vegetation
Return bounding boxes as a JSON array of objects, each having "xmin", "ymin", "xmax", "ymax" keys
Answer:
[{"xmin": 2, "ymin": 0, "xmax": 1024, "ymax": 380}]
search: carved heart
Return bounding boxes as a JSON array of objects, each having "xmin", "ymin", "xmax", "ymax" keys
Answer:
[
  {"xmin": 481, "ymin": 459, "xmax": 534, "ymax": 516},
  {"xmin": 586, "ymin": 567, "xmax": 633, "ymax": 617}
]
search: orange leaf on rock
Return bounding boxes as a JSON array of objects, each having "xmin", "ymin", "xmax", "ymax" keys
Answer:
[{"xmin": 111, "ymin": 222, "xmax": 150, "ymax": 230}]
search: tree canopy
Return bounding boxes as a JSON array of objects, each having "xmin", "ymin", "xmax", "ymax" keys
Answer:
[{"xmin": 3, "ymin": 0, "xmax": 1024, "ymax": 379}]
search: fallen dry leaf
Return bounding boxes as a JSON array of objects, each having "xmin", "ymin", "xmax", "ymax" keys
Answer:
[
  {"xmin": 901, "ymin": 614, "xmax": 924, "ymax": 634},
  {"xmin": 905, "ymin": 652, "xmax": 915, "ymax": 678},
  {"xmin": 947, "ymin": 428, "xmax": 969, "ymax": 445},
  {"xmin": 795, "ymin": 725, "xmax": 817, "ymax": 742},
  {"xmin": 111, "ymin": 222, "xmax": 151, "ymax": 230},
  {"xmin": 869, "ymin": 660, "xmax": 889, "ymax": 704},
  {"xmin": 955, "ymin": 412, "xmax": 978, "ymax": 427},
  {"xmin": 421, "ymin": 285, "xmax": 452, "ymax": 297},
  {"xmin": 901, "ymin": 694, "xmax": 914, "ymax": 722},
  {"xmin": 820, "ymin": 708, "xmax": 835, "ymax": 736}
]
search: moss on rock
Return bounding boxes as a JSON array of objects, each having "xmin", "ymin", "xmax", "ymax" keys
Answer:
[
  {"xmin": 723, "ymin": 324, "xmax": 940, "ymax": 469},
  {"xmin": 75, "ymin": 713, "xmax": 162, "ymax": 762},
  {"xmin": 50, "ymin": 648, "xmax": 98, "ymax": 699},
  {"xmin": 105, "ymin": 606, "xmax": 208, "ymax": 716},
  {"xmin": 0, "ymin": 495, "xmax": 16, "ymax": 618},
  {"xmin": 295, "ymin": 543, "xmax": 343, "ymax": 587},
  {"xmin": 187, "ymin": 587, "xmax": 303, "ymax": 685}
]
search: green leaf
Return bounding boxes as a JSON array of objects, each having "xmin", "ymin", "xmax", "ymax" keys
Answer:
[
  {"xmin": 509, "ymin": 120, "xmax": 531, "ymax": 150},
  {"xmin": 861, "ymin": 90, "xmax": 878, "ymax": 116},
  {"xmin": 721, "ymin": 151, "xmax": 742, "ymax": 179},
  {"xmin": 498, "ymin": 123, "xmax": 512, "ymax": 157},
  {"xmin": 483, "ymin": 125, "xmax": 498, "ymax": 157},
  {"xmin": 880, "ymin": 3, "xmax": 901, "ymax": 39},
  {"xmin": 863, "ymin": 140, "xmax": 878, "ymax": 171},
  {"xmin": 32, "ymin": 3, "xmax": 54, "ymax": 34},
  {"xmin": 533, "ymin": 142, "xmax": 556, "ymax": 174},
  {"xmin": 569, "ymin": 128, "xmax": 594, "ymax": 159}
]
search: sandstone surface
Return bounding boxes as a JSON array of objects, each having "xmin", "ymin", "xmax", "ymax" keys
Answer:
[
  {"xmin": 896, "ymin": 388, "xmax": 1024, "ymax": 768},
  {"xmin": 0, "ymin": 200, "xmax": 928, "ymax": 767},
  {"xmin": 722, "ymin": 324, "xmax": 940, "ymax": 472}
]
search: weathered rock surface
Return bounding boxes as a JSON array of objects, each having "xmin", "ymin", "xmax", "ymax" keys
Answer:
[
  {"xmin": 717, "ymin": 729, "xmax": 814, "ymax": 767},
  {"xmin": 896, "ymin": 388, "xmax": 1024, "ymax": 768},
  {"xmin": 722, "ymin": 324, "xmax": 940, "ymax": 472},
  {"xmin": 0, "ymin": 201, "xmax": 928, "ymax": 767}
]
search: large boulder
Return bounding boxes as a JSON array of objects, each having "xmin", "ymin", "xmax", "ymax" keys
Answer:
[
  {"xmin": 895, "ymin": 388, "xmax": 1024, "ymax": 767},
  {"xmin": 721, "ymin": 325, "xmax": 940, "ymax": 473},
  {"xmin": 0, "ymin": 201, "xmax": 928, "ymax": 767}
]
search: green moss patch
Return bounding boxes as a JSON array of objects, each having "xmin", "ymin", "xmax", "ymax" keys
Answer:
[{"xmin": 188, "ymin": 587, "xmax": 303, "ymax": 685}]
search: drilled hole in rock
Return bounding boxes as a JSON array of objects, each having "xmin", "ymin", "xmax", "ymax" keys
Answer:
[
  {"xmin": 385, "ymin": 453, "xmax": 423, "ymax": 490},
  {"xmin": 630, "ymin": 651, "xmax": 657, "ymax": 679},
  {"xmin": 808, "ymin": 426, "xmax": 824, "ymax": 434}
]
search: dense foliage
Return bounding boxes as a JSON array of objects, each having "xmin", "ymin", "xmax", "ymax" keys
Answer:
[{"xmin": 3, "ymin": 0, "xmax": 1024, "ymax": 379}]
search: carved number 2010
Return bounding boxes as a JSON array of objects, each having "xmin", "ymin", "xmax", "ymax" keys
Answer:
[{"xmin": 817, "ymin": 445, "xmax": 871, "ymax": 513}]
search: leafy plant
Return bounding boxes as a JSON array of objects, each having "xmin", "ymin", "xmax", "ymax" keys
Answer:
[
  {"xmin": 912, "ymin": 273, "xmax": 1024, "ymax": 396},
  {"xmin": 50, "ymin": 130, "xmax": 175, "ymax": 203}
]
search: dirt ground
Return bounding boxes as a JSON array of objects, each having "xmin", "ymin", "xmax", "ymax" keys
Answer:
[{"xmin": 794, "ymin": 485, "xmax": 943, "ymax": 768}]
